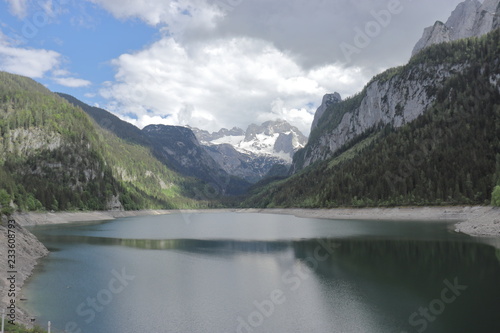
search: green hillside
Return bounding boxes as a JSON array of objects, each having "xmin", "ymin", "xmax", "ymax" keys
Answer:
[
  {"xmin": 0, "ymin": 71, "xmax": 215, "ymax": 214},
  {"xmin": 244, "ymin": 29, "xmax": 500, "ymax": 208}
]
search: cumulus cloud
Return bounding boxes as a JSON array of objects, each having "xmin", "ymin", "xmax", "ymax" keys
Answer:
[
  {"xmin": 86, "ymin": 0, "xmax": 222, "ymax": 35},
  {"xmin": 0, "ymin": 42, "xmax": 61, "ymax": 78},
  {"xmin": 0, "ymin": 30, "xmax": 89, "ymax": 86},
  {"xmin": 88, "ymin": 0, "xmax": 464, "ymax": 135},
  {"xmin": 90, "ymin": 0, "xmax": 463, "ymax": 69},
  {"xmin": 99, "ymin": 36, "xmax": 369, "ymax": 135},
  {"xmin": 204, "ymin": 0, "xmax": 464, "ymax": 69}
]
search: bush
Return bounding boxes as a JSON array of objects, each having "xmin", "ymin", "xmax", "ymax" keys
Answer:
[
  {"xmin": 4, "ymin": 321, "xmax": 47, "ymax": 333},
  {"xmin": 0, "ymin": 189, "xmax": 14, "ymax": 215},
  {"xmin": 492, "ymin": 186, "xmax": 500, "ymax": 206}
]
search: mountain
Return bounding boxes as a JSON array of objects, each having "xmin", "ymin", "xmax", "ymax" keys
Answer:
[
  {"xmin": 0, "ymin": 71, "xmax": 223, "ymax": 213},
  {"xmin": 57, "ymin": 93, "xmax": 151, "ymax": 146},
  {"xmin": 59, "ymin": 95, "xmax": 250, "ymax": 196},
  {"xmin": 244, "ymin": 19, "xmax": 500, "ymax": 208},
  {"xmin": 412, "ymin": 0, "xmax": 500, "ymax": 56},
  {"xmin": 142, "ymin": 125, "xmax": 250, "ymax": 195},
  {"xmin": 191, "ymin": 120, "xmax": 307, "ymax": 183},
  {"xmin": 192, "ymin": 127, "xmax": 245, "ymax": 142},
  {"xmin": 293, "ymin": 0, "xmax": 500, "ymax": 174}
]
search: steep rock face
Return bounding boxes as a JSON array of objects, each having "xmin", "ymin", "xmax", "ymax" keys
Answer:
[
  {"xmin": 4, "ymin": 128, "xmax": 62, "ymax": 156},
  {"xmin": 412, "ymin": 0, "xmax": 500, "ymax": 56},
  {"xmin": 310, "ymin": 93, "xmax": 342, "ymax": 132},
  {"xmin": 412, "ymin": 21, "xmax": 452, "ymax": 57},
  {"xmin": 143, "ymin": 125, "xmax": 232, "ymax": 190},
  {"xmin": 446, "ymin": 0, "xmax": 482, "ymax": 40},
  {"xmin": 292, "ymin": 62, "xmax": 466, "ymax": 172},
  {"xmin": 293, "ymin": 0, "xmax": 500, "ymax": 174}
]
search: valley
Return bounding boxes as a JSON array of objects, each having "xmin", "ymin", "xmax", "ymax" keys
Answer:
[{"xmin": 2, "ymin": 1, "xmax": 500, "ymax": 331}]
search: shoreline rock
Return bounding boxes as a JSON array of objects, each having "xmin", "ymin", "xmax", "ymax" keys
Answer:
[{"xmin": 0, "ymin": 217, "xmax": 49, "ymax": 327}]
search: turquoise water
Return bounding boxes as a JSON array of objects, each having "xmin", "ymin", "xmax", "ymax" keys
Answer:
[{"xmin": 23, "ymin": 213, "xmax": 500, "ymax": 333}]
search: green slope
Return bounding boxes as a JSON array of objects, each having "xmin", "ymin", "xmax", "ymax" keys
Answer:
[
  {"xmin": 0, "ymin": 71, "xmax": 216, "ymax": 213},
  {"xmin": 244, "ymin": 29, "xmax": 500, "ymax": 208}
]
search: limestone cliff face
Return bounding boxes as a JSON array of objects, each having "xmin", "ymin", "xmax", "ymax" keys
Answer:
[
  {"xmin": 310, "ymin": 93, "xmax": 342, "ymax": 132},
  {"xmin": 291, "ymin": 62, "xmax": 467, "ymax": 172},
  {"xmin": 412, "ymin": 0, "xmax": 500, "ymax": 56},
  {"xmin": 291, "ymin": 0, "xmax": 500, "ymax": 173}
]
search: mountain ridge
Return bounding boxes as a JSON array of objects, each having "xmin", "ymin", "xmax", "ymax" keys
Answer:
[
  {"xmin": 292, "ymin": 0, "xmax": 500, "ymax": 174},
  {"xmin": 245, "ymin": 14, "xmax": 500, "ymax": 208},
  {"xmin": 0, "ymin": 72, "xmax": 228, "ymax": 214},
  {"xmin": 191, "ymin": 119, "xmax": 307, "ymax": 183},
  {"xmin": 412, "ymin": 0, "xmax": 500, "ymax": 56}
]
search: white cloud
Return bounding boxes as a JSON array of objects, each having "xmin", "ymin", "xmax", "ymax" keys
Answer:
[
  {"xmin": 100, "ymin": 36, "xmax": 370, "ymax": 135},
  {"xmin": 52, "ymin": 76, "xmax": 92, "ymax": 87},
  {"xmin": 86, "ymin": 0, "xmax": 222, "ymax": 35},
  {"xmin": 52, "ymin": 69, "xmax": 71, "ymax": 76},
  {"xmin": 52, "ymin": 68, "xmax": 92, "ymax": 87},
  {"xmin": 4, "ymin": 0, "xmax": 29, "ymax": 18},
  {"xmin": 87, "ymin": 0, "xmax": 463, "ymax": 135},
  {"xmin": 0, "ymin": 43, "xmax": 60, "ymax": 78}
]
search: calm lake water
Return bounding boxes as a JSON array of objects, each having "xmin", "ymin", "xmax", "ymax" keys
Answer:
[{"xmin": 23, "ymin": 212, "xmax": 500, "ymax": 333}]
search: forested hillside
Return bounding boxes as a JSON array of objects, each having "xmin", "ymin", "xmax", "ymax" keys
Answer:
[
  {"xmin": 244, "ymin": 29, "xmax": 500, "ymax": 208},
  {"xmin": 0, "ymin": 72, "xmax": 216, "ymax": 214}
]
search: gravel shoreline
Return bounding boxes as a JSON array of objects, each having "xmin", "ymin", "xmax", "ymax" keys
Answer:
[{"xmin": 12, "ymin": 206, "xmax": 500, "ymax": 238}]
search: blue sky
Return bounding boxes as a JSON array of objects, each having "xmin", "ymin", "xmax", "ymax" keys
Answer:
[
  {"xmin": 0, "ymin": 0, "xmax": 463, "ymax": 135},
  {"xmin": 0, "ymin": 1, "xmax": 158, "ymax": 101}
]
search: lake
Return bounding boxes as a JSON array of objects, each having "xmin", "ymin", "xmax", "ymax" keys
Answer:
[{"xmin": 23, "ymin": 212, "xmax": 500, "ymax": 333}]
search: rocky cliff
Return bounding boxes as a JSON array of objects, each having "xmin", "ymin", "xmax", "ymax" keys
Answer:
[
  {"xmin": 292, "ymin": 0, "xmax": 500, "ymax": 173},
  {"xmin": 310, "ymin": 93, "xmax": 342, "ymax": 132},
  {"xmin": 292, "ymin": 60, "xmax": 467, "ymax": 172},
  {"xmin": 412, "ymin": 0, "xmax": 500, "ymax": 56}
]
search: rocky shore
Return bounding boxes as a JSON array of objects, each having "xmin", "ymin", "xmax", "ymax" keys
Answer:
[
  {"xmin": 0, "ymin": 217, "xmax": 49, "ymax": 327},
  {"xmin": 11, "ymin": 209, "xmax": 174, "ymax": 226}
]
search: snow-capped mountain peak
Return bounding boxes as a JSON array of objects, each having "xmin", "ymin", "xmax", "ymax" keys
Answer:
[
  {"xmin": 194, "ymin": 120, "xmax": 307, "ymax": 162},
  {"xmin": 190, "ymin": 120, "xmax": 308, "ymax": 183}
]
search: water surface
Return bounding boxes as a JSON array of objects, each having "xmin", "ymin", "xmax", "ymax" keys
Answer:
[{"xmin": 23, "ymin": 212, "xmax": 500, "ymax": 333}]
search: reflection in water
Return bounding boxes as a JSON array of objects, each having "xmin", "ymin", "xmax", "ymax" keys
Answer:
[
  {"xmin": 36, "ymin": 234, "xmax": 294, "ymax": 254},
  {"xmin": 25, "ymin": 215, "xmax": 500, "ymax": 333},
  {"xmin": 293, "ymin": 238, "xmax": 500, "ymax": 333}
]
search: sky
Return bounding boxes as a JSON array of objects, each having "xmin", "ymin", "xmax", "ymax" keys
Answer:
[{"xmin": 0, "ymin": 0, "xmax": 465, "ymax": 135}]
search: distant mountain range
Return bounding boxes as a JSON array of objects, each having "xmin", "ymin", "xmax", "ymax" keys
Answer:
[
  {"xmin": 58, "ymin": 94, "xmax": 253, "ymax": 196},
  {"xmin": 190, "ymin": 120, "xmax": 307, "ymax": 183}
]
